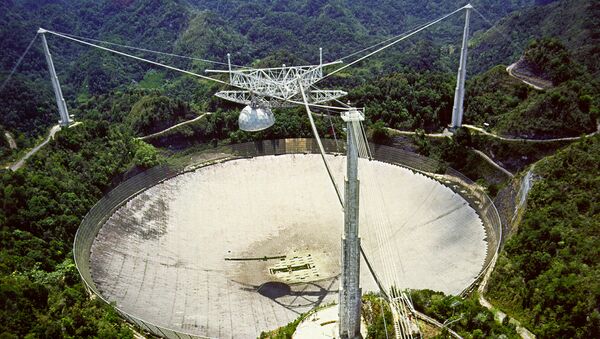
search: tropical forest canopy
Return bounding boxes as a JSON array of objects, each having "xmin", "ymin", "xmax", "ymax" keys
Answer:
[{"xmin": 4, "ymin": 0, "xmax": 595, "ymax": 141}]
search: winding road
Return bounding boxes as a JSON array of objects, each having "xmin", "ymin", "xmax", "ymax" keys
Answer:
[
  {"xmin": 387, "ymin": 122, "xmax": 599, "ymax": 178},
  {"xmin": 7, "ymin": 113, "xmax": 210, "ymax": 171},
  {"xmin": 471, "ymin": 149, "xmax": 514, "ymax": 178},
  {"xmin": 506, "ymin": 62, "xmax": 550, "ymax": 91},
  {"xmin": 385, "ymin": 126, "xmax": 449, "ymax": 138},
  {"xmin": 9, "ymin": 124, "xmax": 61, "ymax": 171},
  {"xmin": 138, "ymin": 112, "xmax": 212, "ymax": 140},
  {"xmin": 385, "ymin": 126, "xmax": 516, "ymax": 176},
  {"xmin": 462, "ymin": 124, "xmax": 600, "ymax": 143}
]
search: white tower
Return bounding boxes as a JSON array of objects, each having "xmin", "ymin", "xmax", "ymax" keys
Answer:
[
  {"xmin": 450, "ymin": 5, "xmax": 472, "ymax": 129},
  {"xmin": 339, "ymin": 109, "xmax": 364, "ymax": 339},
  {"xmin": 38, "ymin": 28, "xmax": 72, "ymax": 127}
]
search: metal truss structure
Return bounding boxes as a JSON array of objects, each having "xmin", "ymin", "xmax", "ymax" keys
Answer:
[
  {"xmin": 206, "ymin": 53, "xmax": 345, "ymax": 109},
  {"xmin": 214, "ymin": 89, "xmax": 347, "ymax": 108}
]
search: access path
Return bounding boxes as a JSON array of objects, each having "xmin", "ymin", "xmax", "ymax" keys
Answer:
[
  {"xmin": 506, "ymin": 62, "xmax": 550, "ymax": 90},
  {"xmin": 9, "ymin": 124, "xmax": 61, "ymax": 171},
  {"xmin": 137, "ymin": 113, "xmax": 212, "ymax": 141},
  {"xmin": 462, "ymin": 123, "xmax": 600, "ymax": 143},
  {"xmin": 386, "ymin": 126, "xmax": 514, "ymax": 177}
]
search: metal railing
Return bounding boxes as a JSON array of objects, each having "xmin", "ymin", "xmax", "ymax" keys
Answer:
[{"xmin": 73, "ymin": 138, "xmax": 502, "ymax": 338}]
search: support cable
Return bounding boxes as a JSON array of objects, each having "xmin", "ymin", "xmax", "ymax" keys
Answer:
[
  {"xmin": 354, "ymin": 121, "xmax": 421, "ymax": 338},
  {"xmin": 360, "ymin": 245, "xmax": 389, "ymax": 301},
  {"xmin": 353, "ymin": 127, "xmax": 394, "ymax": 290},
  {"xmin": 321, "ymin": 5, "xmax": 467, "ymax": 81},
  {"xmin": 357, "ymin": 136, "xmax": 410, "ymax": 338},
  {"xmin": 0, "ymin": 33, "xmax": 38, "ymax": 93},
  {"xmin": 289, "ymin": 101, "xmax": 348, "ymax": 111},
  {"xmin": 297, "ymin": 78, "xmax": 344, "ymax": 209},
  {"xmin": 333, "ymin": 98, "xmax": 352, "ymax": 108},
  {"xmin": 325, "ymin": 108, "xmax": 340, "ymax": 151},
  {"xmin": 361, "ymin": 150, "xmax": 412, "ymax": 339},
  {"xmin": 471, "ymin": 7, "xmax": 515, "ymax": 46},
  {"xmin": 337, "ymin": 16, "xmax": 442, "ymax": 62},
  {"xmin": 381, "ymin": 298, "xmax": 391, "ymax": 339},
  {"xmin": 42, "ymin": 29, "xmax": 230, "ymax": 85},
  {"xmin": 358, "ymin": 132, "xmax": 400, "ymax": 292},
  {"xmin": 48, "ymin": 30, "xmax": 251, "ymax": 68},
  {"xmin": 360, "ymin": 121, "xmax": 373, "ymax": 160},
  {"xmin": 41, "ymin": 28, "xmax": 350, "ymax": 111}
]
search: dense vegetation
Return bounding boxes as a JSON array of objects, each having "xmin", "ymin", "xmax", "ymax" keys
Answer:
[
  {"xmin": 344, "ymin": 36, "xmax": 598, "ymax": 139},
  {"xmin": 411, "ymin": 290, "xmax": 519, "ymax": 338},
  {"xmin": 465, "ymin": 39, "xmax": 599, "ymax": 138},
  {"xmin": 1, "ymin": 0, "xmax": 597, "ymax": 148},
  {"xmin": 125, "ymin": 93, "xmax": 195, "ymax": 136},
  {"xmin": 74, "ymin": 85, "xmax": 340, "ymax": 148},
  {"xmin": 186, "ymin": 0, "xmax": 541, "ymax": 63},
  {"xmin": 464, "ymin": 65, "xmax": 532, "ymax": 128},
  {"xmin": 470, "ymin": 134, "xmax": 573, "ymax": 173},
  {"xmin": 496, "ymin": 79, "xmax": 598, "ymax": 138},
  {"xmin": 522, "ymin": 38, "xmax": 583, "ymax": 84},
  {"xmin": 348, "ymin": 71, "xmax": 454, "ymax": 131},
  {"xmin": 487, "ymin": 135, "xmax": 600, "ymax": 338},
  {"xmin": 471, "ymin": 0, "xmax": 600, "ymax": 75},
  {"xmin": 0, "ymin": 122, "xmax": 161, "ymax": 337}
]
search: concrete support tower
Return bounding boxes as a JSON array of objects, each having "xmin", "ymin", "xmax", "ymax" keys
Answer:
[
  {"xmin": 38, "ymin": 28, "xmax": 72, "ymax": 127},
  {"xmin": 339, "ymin": 109, "xmax": 363, "ymax": 339},
  {"xmin": 450, "ymin": 5, "xmax": 472, "ymax": 129}
]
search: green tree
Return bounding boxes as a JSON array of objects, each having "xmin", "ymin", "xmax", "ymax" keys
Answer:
[
  {"xmin": 523, "ymin": 38, "xmax": 582, "ymax": 84},
  {"xmin": 133, "ymin": 140, "xmax": 162, "ymax": 168},
  {"xmin": 370, "ymin": 121, "xmax": 393, "ymax": 145}
]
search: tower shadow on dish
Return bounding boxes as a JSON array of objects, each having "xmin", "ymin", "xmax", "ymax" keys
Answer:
[{"xmin": 236, "ymin": 277, "xmax": 339, "ymax": 315}]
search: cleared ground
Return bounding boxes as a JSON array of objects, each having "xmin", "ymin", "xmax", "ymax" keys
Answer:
[{"xmin": 90, "ymin": 154, "xmax": 487, "ymax": 338}]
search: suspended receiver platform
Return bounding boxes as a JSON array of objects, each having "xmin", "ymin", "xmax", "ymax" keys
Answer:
[{"xmin": 206, "ymin": 55, "xmax": 346, "ymax": 109}]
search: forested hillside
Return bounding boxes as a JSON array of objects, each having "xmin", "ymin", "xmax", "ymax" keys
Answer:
[
  {"xmin": 487, "ymin": 135, "xmax": 600, "ymax": 338},
  {"xmin": 0, "ymin": 122, "xmax": 160, "ymax": 337},
  {"xmin": 3, "ymin": 0, "xmax": 595, "ymax": 150},
  {"xmin": 465, "ymin": 38, "xmax": 599, "ymax": 138},
  {"xmin": 184, "ymin": 0, "xmax": 542, "ymax": 62},
  {"xmin": 344, "ymin": 36, "xmax": 598, "ymax": 139},
  {"xmin": 471, "ymin": 0, "xmax": 600, "ymax": 75},
  {"xmin": 0, "ymin": 0, "xmax": 550, "ymax": 144},
  {"xmin": 0, "ymin": 0, "xmax": 190, "ymax": 139}
]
